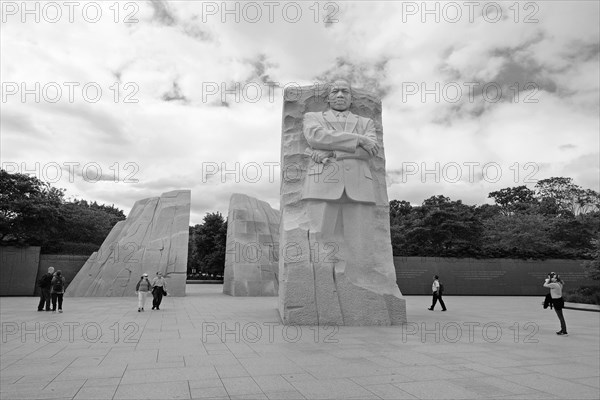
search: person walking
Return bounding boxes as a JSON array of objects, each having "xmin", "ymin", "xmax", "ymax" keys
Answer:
[
  {"xmin": 37, "ymin": 266, "xmax": 54, "ymax": 311},
  {"xmin": 428, "ymin": 275, "xmax": 447, "ymax": 311},
  {"xmin": 151, "ymin": 271, "xmax": 167, "ymax": 310},
  {"xmin": 544, "ymin": 272, "xmax": 568, "ymax": 335},
  {"xmin": 135, "ymin": 273, "xmax": 152, "ymax": 312},
  {"xmin": 50, "ymin": 270, "xmax": 66, "ymax": 313}
]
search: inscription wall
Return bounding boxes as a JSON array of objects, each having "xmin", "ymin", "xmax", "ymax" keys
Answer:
[{"xmin": 394, "ymin": 257, "xmax": 590, "ymax": 295}]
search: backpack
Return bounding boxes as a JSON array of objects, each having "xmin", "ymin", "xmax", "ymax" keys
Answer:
[
  {"xmin": 439, "ymin": 282, "xmax": 444, "ymax": 294},
  {"xmin": 53, "ymin": 279, "xmax": 63, "ymax": 292}
]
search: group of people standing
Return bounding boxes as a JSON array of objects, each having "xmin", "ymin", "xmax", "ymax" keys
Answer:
[
  {"xmin": 37, "ymin": 267, "xmax": 168, "ymax": 313},
  {"xmin": 135, "ymin": 271, "xmax": 167, "ymax": 312},
  {"xmin": 37, "ymin": 267, "xmax": 66, "ymax": 312}
]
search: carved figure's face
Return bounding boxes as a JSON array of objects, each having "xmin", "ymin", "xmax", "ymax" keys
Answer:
[{"xmin": 328, "ymin": 81, "xmax": 352, "ymax": 111}]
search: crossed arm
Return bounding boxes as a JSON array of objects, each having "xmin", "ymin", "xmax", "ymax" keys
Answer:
[{"xmin": 303, "ymin": 113, "xmax": 379, "ymax": 163}]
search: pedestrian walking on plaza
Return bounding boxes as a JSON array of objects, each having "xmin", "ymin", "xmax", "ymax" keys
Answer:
[
  {"xmin": 544, "ymin": 272, "xmax": 568, "ymax": 335},
  {"xmin": 428, "ymin": 275, "xmax": 447, "ymax": 311},
  {"xmin": 50, "ymin": 270, "xmax": 66, "ymax": 313},
  {"xmin": 135, "ymin": 273, "xmax": 152, "ymax": 312},
  {"xmin": 37, "ymin": 266, "xmax": 54, "ymax": 311},
  {"xmin": 151, "ymin": 271, "xmax": 167, "ymax": 310}
]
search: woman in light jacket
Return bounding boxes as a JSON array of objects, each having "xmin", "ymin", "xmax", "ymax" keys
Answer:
[
  {"xmin": 543, "ymin": 272, "xmax": 568, "ymax": 335},
  {"xmin": 135, "ymin": 273, "xmax": 152, "ymax": 312}
]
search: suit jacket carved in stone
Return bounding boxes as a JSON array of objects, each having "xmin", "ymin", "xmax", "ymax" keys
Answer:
[{"xmin": 302, "ymin": 109, "xmax": 377, "ymax": 204}]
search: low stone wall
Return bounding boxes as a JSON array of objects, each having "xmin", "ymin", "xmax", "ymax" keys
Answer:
[
  {"xmin": 0, "ymin": 247, "xmax": 90, "ymax": 296},
  {"xmin": 394, "ymin": 257, "xmax": 588, "ymax": 296},
  {"xmin": 0, "ymin": 246, "xmax": 40, "ymax": 295}
]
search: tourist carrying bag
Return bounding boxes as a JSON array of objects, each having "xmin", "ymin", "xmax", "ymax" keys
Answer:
[
  {"xmin": 543, "ymin": 293, "xmax": 554, "ymax": 309},
  {"xmin": 53, "ymin": 279, "xmax": 63, "ymax": 292}
]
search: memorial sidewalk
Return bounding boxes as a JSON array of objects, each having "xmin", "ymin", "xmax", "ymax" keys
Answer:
[{"xmin": 1, "ymin": 286, "xmax": 599, "ymax": 399}]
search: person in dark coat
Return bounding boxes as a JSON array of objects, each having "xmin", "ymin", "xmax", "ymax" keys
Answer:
[
  {"xmin": 50, "ymin": 270, "xmax": 66, "ymax": 313},
  {"xmin": 37, "ymin": 267, "xmax": 54, "ymax": 311},
  {"xmin": 151, "ymin": 271, "xmax": 167, "ymax": 310}
]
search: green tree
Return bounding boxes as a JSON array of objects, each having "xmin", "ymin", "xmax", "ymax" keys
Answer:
[
  {"xmin": 582, "ymin": 239, "xmax": 600, "ymax": 281},
  {"xmin": 0, "ymin": 170, "xmax": 125, "ymax": 253},
  {"xmin": 0, "ymin": 170, "xmax": 64, "ymax": 246},
  {"xmin": 488, "ymin": 185, "xmax": 537, "ymax": 215},
  {"xmin": 474, "ymin": 203, "xmax": 502, "ymax": 221},
  {"xmin": 389, "ymin": 199, "xmax": 412, "ymax": 224},
  {"xmin": 482, "ymin": 213, "xmax": 564, "ymax": 259},
  {"xmin": 391, "ymin": 177, "xmax": 599, "ymax": 259},
  {"xmin": 193, "ymin": 212, "xmax": 228, "ymax": 277},
  {"xmin": 50, "ymin": 199, "xmax": 125, "ymax": 253},
  {"xmin": 548, "ymin": 213, "xmax": 597, "ymax": 257},
  {"xmin": 485, "ymin": 179, "xmax": 599, "ymax": 259},
  {"xmin": 187, "ymin": 225, "xmax": 201, "ymax": 276},
  {"xmin": 389, "ymin": 196, "xmax": 483, "ymax": 257},
  {"xmin": 535, "ymin": 177, "xmax": 599, "ymax": 216}
]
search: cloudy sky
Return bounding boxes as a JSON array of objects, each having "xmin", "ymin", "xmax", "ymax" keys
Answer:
[{"xmin": 1, "ymin": 0, "xmax": 598, "ymax": 224}]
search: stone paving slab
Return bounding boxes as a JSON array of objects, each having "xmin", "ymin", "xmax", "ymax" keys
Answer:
[{"xmin": 1, "ymin": 285, "xmax": 599, "ymax": 400}]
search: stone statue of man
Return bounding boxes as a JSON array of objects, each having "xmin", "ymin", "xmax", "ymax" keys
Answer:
[
  {"xmin": 303, "ymin": 80, "xmax": 381, "ymax": 205},
  {"xmin": 278, "ymin": 79, "xmax": 406, "ymax": 325},
  {"xmin": 289, "ymin": 80, "xmax": 404, "ymax": 325}
]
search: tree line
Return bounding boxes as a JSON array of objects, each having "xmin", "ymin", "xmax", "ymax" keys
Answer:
[
  {"xmin": 2, "ymin": 170, "xmax": 597, "ymax": 276},
  {"xmin": 390, "ymin": 177, "xmax": 599, "ymax": 259},
  {"xmin": 0, "ymin": 170, "xmax": 125, "ymax": 254},
  {"xmin": 188, "ymin": 177, "xmax": 599, "ymax": 277}
]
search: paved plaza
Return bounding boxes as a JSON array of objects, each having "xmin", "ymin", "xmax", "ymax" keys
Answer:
[{"xmin": 1, "ymin": 285, "xmax": 599, "ymax": 400}]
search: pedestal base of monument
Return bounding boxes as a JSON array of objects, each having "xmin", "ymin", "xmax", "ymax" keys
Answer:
[{"xmin": 278, "ymin": 272, "xmax": 407, "ymax": 326}]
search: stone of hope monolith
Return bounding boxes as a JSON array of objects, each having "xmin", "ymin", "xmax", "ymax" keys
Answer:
[
  {"xmin": 223, "ymin": 193, "xmax": 280, "ymax": 296},
  {"xmin": 66, "ymin": 190, "xmax": 190, "ymax": 297},
  {"xmin": 278, "ymin": 81, "xmax": 407, "ymax": 325}
]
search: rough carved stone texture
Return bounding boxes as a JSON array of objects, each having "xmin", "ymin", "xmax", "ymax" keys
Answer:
[
  {"xmin": 278, "ymin": 85, "xmax": 406, "ymax": 325},
  {"xmin": 223, "ymin": 193, "xmax": 280, "ymax": 296},
  {"xmin": 66, "ymin": 190, "xmax": 190, "ymax": 297}
]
